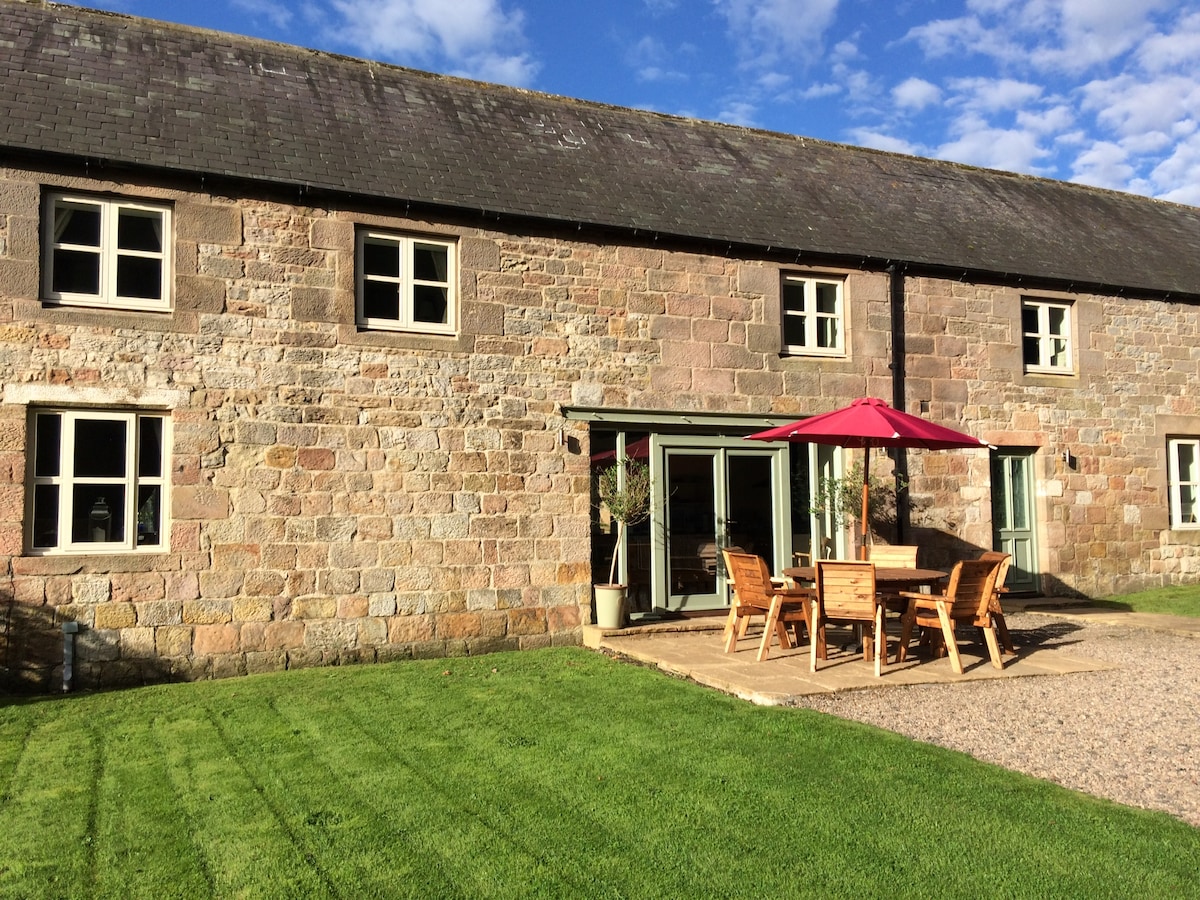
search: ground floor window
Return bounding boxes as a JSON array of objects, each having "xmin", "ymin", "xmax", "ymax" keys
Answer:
[
  {"xmin": 1168, "ymin": 438, "xmax": 1200, "ymax": 528},
  {"xmin": 28, "ymin": 408, "xmax": 168, "ymax": 553}
]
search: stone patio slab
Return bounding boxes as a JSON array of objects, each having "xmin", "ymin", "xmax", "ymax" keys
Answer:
[{"xmin": 591, "ymin": 621, "xmax": 1113, "ymax": 706}]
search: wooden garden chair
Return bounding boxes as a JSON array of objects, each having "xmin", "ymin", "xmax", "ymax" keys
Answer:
[
  {"xmin": 722, "ymin": 550, "xmax": 814, "ymax": 662},
  {"xmin": 978, "ymin": 551, "xmax": 1016, "ymax": 655},
  {"xmin": 865, "ymin": 543, "xmax": 920, "ymax": 613},
  {"xmin": 810, "ymin": 560, "xmax": 886, "ymax": 677},
  {"xmin": 865, "ymin": 544, "xmax": 919, "ymax": 567},
  {"xmin": 897, "ymin": 557, "xmax": 1004, "ymax": 674}
]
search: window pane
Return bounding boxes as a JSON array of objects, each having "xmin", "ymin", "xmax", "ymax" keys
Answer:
[
  {"xmin": 116, "ymin": 209, "xmax": 163, "ymax": 252},
  {"xmin": 138, "ymin": 417, "xmax": 163, "ymax": 477},
  {"xmin": 115, "ymin": 256, "xmax": 163, "ymax": 299},
  {"xmin": 1021, "ymin": 304, "xmax": 1039, "ymax": 335},
  {"xmin": 413, "ymin": 285, "xmax": 448, "ymax": 324},
  {"xmin": 32, "ymin": 484, "xmax": 59, "ymax": 549},
  {"xmin": 362, "ymin": 280, "xmax": 400, "ymax": 320},
  {"xmin": 1181, "ymin": 485, "xmax": 1198, "ymax": 524},
  {"xmin": 52, "ymin": 249, "xmax": 101, "ymax": 294},
  {"xmin": 1049, "ymin": 338, "xmax": 1068, "ymax": 368},
  {"xmin": 1048, "ymin": 306, "xmax": 1067, "ymax": 336},
  {"xmin": 72, "ymin": 486, "xmax": 126, "ymax": 544},
  {"xmin": 413, "ymin": 243, "xmax": 448, "ymax": 282},
  {"xmin": 74, "ymin": 419, "xmax": 127, "ymax": 478},
  {"xmin": 817, "ymin": 316, "xmax": 837, "ymax": 348},
  {"xmin": 781, "ymin": 281, "xmax": 805, "ymax": 314},
  {"xmin": 1177, "ymin": 442, "xmax": 1198, "ymax": 482},
  {"xmin": 1010, "ymin": 459, "xmax": 1029, "ymax": 529},
  {"xmin": 783, "ymin": 314, "xmax": 806, "ymax": 347},
  {"xmin": 1022, "ymin": 335, "xmax": 1041, "ymax": 366},
  {"xmin": 34, "ymin": 413, "xmax": 61, "ymax": 478},
  {"xmin": 363, "ymin": 240, "xmax": 399, "ymax": 277},
  {"xmin": 55, "ymin": 204, "xmax": 101, "ymax": 246},
  {"xmin": 137, "ymin": 484, "xmax": 161, "ymax": 546},
  {"xmin": 815, "ymin": 282, "xmax": 838, "ymax": 314}
]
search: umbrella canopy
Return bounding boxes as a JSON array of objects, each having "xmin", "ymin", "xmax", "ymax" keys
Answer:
[{"xmin": 747, "ymin": 398, "xmax": 988, "ymax": 559}]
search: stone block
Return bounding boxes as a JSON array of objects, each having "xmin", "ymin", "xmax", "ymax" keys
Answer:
[
  {"xmin": 173, "ymin": 486, "xmax": 230, "ymax": 520},
  {"xmin": 136, "ymin": 600, "xmax": 182, "ymax": 627},
  {"xmin": 233, "ymin": 597, "xmax": 273, "ymax": 622},
  {"xmin": 119, "ymin": 627, "xmax": 156, "ymax": 659},
  {"xmin": 305, "ymin": 619, "xmax": 357, "ymax": 651},
  {"xmin": 111, "ymin": 572, "xmax": 166, "ymax": 604},
  {"xmin": 194, "ymin": 624, "xmax": 240, "ymax": 655},
  {"xmin": 155, "ymin": 625, "xmax": 193, "ymax": 658},
  {"xmin": 94, "ymin": 602, "xmax": 136, "ymax": 630},
  {"xmin": 263, "ymin": 620, "xmax": 305, "ymax": 650},
  {"xmin": 72, "ymin": 577, "xmax": 111, "ymax": 605},
  {"xmin": 183, "ymin": 599, "xmax": 233, "ymax": 625},
  {"xmin": 292, "ymin": 596, "xmax": 337, "ymax": 619}
]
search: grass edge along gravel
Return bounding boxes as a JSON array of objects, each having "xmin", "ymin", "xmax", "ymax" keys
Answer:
[{"xmin": 0, "ymin": 647, "xmax": 1196, "ymax": 899}]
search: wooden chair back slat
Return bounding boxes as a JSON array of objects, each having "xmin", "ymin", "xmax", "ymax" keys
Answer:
[
  {"xmin": 816, "ymin": 560, "xmax": 878, "ymax": 621},
  {"xmin": 866, "ymin": 545, "xmax": 919, "ymax": 568}
]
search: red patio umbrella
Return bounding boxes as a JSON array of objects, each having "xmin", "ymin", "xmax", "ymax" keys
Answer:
[{"xmin": 746, "ymin": 397, "xmax": 989, "ymax": 559}]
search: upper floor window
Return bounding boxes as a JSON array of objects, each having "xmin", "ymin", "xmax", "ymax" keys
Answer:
[
  {"xmin": 357, "ymin": 230, "xmax": 456, "ymax": 335},
  {"xmin": 27, "ymin": 409, "xmax": 168, "ymax": 554},
  {"xmin": 1168, "ymin": 438, "xmax": 1200, "ymax": 529},
  {"xmin": 42, "ymin": 193, "xmax": 171, "ymax": 311},
  {"xmin": 1022, "ymin": 298, "xmax": 1072, "ymax": 373},
  {"xmin": 781, "ymin": 275, "xmax": 844, "ymax": 356}
]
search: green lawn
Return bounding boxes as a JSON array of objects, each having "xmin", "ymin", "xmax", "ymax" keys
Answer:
[
  {"xmin": 1094, "ymin": 584, "xmax": 1200, "ymax": 617},
  {"xmin": 1, "ymin": 649, "xmax": 1196, "ymax": 899}
]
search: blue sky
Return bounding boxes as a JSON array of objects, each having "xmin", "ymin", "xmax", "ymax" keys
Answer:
[{"xmin": 80, "ymin": 0, "xmax": 1200, "ymax": 204}]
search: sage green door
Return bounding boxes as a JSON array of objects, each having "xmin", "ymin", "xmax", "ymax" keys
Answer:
[
  {"xmin": 990, "ymin": 450, "xmax": 1039, "ymax": 592},
  {"xmin": 656, "ymin": 438, "xmax": 788, "ymax": 611}
]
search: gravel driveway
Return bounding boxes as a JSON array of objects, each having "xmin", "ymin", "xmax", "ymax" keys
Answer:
[{"xmin": 792, "ymin": 611, "xmax": 1200, "ymax": 828}]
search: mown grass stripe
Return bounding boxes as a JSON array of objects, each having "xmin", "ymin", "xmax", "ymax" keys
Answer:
[
  {"xmin": 152, "ymin": 706, "xmax": 335, "ymax": 899},
  {"xmin": 0, "ymin": 705, "xmax": 100, "ymax": 892}
]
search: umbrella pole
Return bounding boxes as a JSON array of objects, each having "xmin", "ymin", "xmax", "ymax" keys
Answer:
[{"xmin": 860, "ymin": 446, "xmax": 871, "ymax": 561}]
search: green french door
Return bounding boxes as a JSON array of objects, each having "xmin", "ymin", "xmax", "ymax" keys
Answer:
[
  {"xmin": 653, "ymin": 437, "xmax": 789, "ymax": 611},
  {"xmin": 990, "ymin": 450, "xmax": 1039, "ymax": 592}
]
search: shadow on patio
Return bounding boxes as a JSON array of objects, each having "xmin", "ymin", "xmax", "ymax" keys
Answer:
[{"xmin": 585, "ymin": 614, "xmax": 1113, "ymax": 706}]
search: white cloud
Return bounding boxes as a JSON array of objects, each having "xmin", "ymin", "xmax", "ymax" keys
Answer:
[
  {"xmin": 326, "ymin": 0, "xmax": 538, "ymax": 85},
  {"xmin": 947, "ymin": 77, "xmax": 1043, "ymax": 113},
  {"xmin": 1069, "ymin": 140, "xmax": 1135, "ymax": 191},
  {"xmin": 1081, "ymin": 73, "xmax": 1200, "ymax": 138},
  {"xmin": 716, "ymin": 99, "xmax": 760, "ymax": 127},
  {"xmin": 230, "ymin": 0, "xmax": 293, "ymax": 29},
  {"xmin": 1149, "ymin": 133, "xmax": 1200, "ymax": 205},
  {"xmin": 715, "ymin": 0, "xmax": 841, "ymax": 68},
  {"xmin": 849, "ymin": 128, "xmax": 918, "ymax": 156},
  {"xmin": 1136, "ymin": 11, "xmax": 1200, "ymax": 73},
  {"xmin": 936, "ymin": 113, "xmax": 1051, "ymax": 173},
  {"xmin": 892, "ymin": 77, "xmax": 940, "ymax": 110},
  {"xmin": 800, "ymin": 81, "xmax": 841, "ymax": 100}
]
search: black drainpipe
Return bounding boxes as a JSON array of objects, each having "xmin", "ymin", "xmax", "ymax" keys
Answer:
[{"xmin": 888, "ymin": 263, "xmax": 909, "ymax": 544}]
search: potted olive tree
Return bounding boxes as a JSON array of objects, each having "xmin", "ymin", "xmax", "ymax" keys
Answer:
[
  {"xmin": 594, "ymin": 456, "xmax": 652, "ymax": 628},
  {"xmin": 811, "ymin": 462, "xmax": 901, "ymax": 557}
]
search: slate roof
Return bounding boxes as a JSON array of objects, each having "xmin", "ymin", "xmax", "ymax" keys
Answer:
[{"xmin": 4, "ymin": 0, "xmax": 1200, "ymax": 299}]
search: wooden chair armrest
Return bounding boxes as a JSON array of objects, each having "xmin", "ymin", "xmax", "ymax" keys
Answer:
[{"xmin": 896, "ymin": 590, "xmax": 943, "ymax": 600}]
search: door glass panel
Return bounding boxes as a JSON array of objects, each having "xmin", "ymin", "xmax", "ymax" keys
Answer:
[
  {"xmin": 666, "ymin": 453, "xmax": 717, "ymax": 598},
  {"xmin": 727, "ymin": 455, "xmax": 774, "ymax": 560}
]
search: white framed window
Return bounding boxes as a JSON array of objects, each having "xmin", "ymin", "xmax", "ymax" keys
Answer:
[
  {"xmin": 1169, "ymin": 438, "xmax": 1200, "ymax": 529},
  {"xmin": 42, "ymin": 193, "xmax": 172, "ymax": 311},
  {"xmin": 781, "ymin": 275, "xmax": 845, "ymax": 356},
  {"xmin": 356, "ymin": 230, "xmax": 456, "ymax": 334},
  {"xmin": 27, "ymin": 409, "xmax": 168, "ymax": 554},
  {"xmin": 1022, "ymin": 298, "xmax": 1072, "ymax": 373}
]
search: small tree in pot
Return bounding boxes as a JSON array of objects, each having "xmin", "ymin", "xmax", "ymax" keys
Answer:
[{"xmin": 593, "ymin": 456, "xmax": 652, "ymax": 627}]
